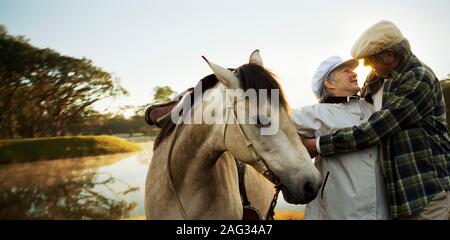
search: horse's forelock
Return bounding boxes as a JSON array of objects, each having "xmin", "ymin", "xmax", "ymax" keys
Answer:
[{"xmin": 235, "ymin": 64, "xmax": 289, "ymax": 110}]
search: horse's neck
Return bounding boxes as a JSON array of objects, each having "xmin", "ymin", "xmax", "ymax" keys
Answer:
[
  {"xmin": 147, "ymin": 85, "xmax": 260, "ymax": 219},
  {"xmin": 170, "ymin": 123, "xmax": 220, "ymax": 184},
  {"xmin": 169, "ymin": 84, "xmax": 228, "ymax": 183},
  {"xmin": 166, "ymin": 124, "xmax": 242, "ymax": 219},
  {"xmin": 147, "ymin": 117, "xmax": 273, "ymax": 219}
]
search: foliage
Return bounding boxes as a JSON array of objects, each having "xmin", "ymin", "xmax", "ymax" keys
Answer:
[
  {"xmin": 0, "ymin": 25, "xmax": 127, "ymax": 138},
  {"xmin": 152, "ymin": 86, "xmax": 177, "ymax": 104},
  {"xmin": 135, "ymin": 85, "xmax": 178, "ymax": 116}
]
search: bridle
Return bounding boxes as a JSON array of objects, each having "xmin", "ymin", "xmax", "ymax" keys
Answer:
[
  {"xmin": 222, "ymin": 91, "xmax": 281, "ymax": 182},
  {"xmin": 222, "ymin": 90, "xmax": 282, "ymax": 220},
  {"xmin": 165, "ymin": 88, "xmax": 282, "ymax": 220}
]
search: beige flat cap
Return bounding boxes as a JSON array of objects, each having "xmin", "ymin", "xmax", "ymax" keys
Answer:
[{"xmin": 351, "ymin": 20, "xmax": 404, "ymax": 59}]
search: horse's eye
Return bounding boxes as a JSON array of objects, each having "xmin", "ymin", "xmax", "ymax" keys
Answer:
[{"xmin": 255, "ymin": 115, "xmax": 271, "ymax": 127}]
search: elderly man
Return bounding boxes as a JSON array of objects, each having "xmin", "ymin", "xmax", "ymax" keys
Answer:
[
  {"xmin": 292, "ymin": 56, "xmax": 389, "ymax": 219},
  {"xmin": 303, "ymin": 20, "xmax": 450, "ymax": 220}
]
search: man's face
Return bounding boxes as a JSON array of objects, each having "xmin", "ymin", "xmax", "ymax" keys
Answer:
[
  {"xmin": 329, "ymin": 66, "xmax": 360, "ymax": 96},
  {"xmin": 363, "ymin": 53, "xmax": 392, "ymax": 78}
]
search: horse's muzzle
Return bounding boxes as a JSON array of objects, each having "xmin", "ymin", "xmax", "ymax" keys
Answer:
[{"xmin": 281, "ymin": 180, "xmax": 320, "ymax": 204}]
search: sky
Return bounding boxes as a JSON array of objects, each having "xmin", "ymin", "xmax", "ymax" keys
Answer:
[{"xmin": 1, "ymin": 0, "xmax": 450, "ymax": 116}]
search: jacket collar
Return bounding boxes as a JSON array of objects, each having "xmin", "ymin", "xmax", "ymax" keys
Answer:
[
  {"xmin": 320, "ymin": 95, "xmax": 360, "ymax": 104},
  {"xmin": 389, "ymin": 53, "xmax": 416, "ymax": 80}
]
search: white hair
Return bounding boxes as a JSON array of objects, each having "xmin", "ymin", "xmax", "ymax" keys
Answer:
[{"xmin": 320, "ymin": 70, "xmax": 338, "ymax": 102}]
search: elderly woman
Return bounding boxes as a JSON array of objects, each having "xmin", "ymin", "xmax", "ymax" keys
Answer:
[{"xmin": 291, "ymin": 56, "xmax": 389, "ymax": 219}]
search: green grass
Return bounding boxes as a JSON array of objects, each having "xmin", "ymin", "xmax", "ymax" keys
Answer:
[{"xmin": 0, "ymin": 135, "xmax": 143, "ymax": 164}]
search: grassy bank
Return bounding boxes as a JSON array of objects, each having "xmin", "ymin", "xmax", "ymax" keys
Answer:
[{"xmin": 0, "ymin": 135, "xmax": 142, "ymax": 164}]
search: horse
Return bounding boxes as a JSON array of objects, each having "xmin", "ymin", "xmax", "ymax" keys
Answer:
[{"xmin": 144, "ymin": 50, "xmax": 321, "ymax": 219}]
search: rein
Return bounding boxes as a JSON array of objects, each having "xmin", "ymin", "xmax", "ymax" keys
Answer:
[
  {"xmin": 166, "ymin": 117, "xmax": 189, "ymax": 219},
  {"xmin": 235, "ymin": 160, "xmax": 282, "ymax": 220}
]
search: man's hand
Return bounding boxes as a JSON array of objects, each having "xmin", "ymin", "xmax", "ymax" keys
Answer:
[{"xmin": 301, "ymin": 137, "xmax": 318, "ymax": 158}]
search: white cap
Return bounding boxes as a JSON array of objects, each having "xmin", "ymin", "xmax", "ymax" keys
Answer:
[{"xmin": 311, "ymin": 55, "xmax": 359, "ymax": 99}]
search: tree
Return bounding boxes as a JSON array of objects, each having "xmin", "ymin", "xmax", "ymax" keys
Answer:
[
  {"xmin": 0, "ymin": 25, "xmax": 128, "ymax": 138},
  {"xmin": 134, "ymin": 86, "xmax": 178, "ymax": 117},
  {"xmin": 152, "ymin": 86, "xmax": 177, "ymax": 104}
]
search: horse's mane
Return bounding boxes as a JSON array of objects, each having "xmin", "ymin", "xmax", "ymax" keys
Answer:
[
  {"xmin": 236, "ymin": 64, "xmax": 289, "ymax": 109},
  {"xmin": 153, "ymin": 64, "xmax": 289, "ymax": 149}
]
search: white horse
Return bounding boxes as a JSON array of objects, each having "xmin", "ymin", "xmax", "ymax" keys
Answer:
[{"xmin": 145, "ymin": 50, "xmax": 321, "ymax": 219}]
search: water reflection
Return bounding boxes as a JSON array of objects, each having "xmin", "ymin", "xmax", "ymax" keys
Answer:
[
  {"xmin": 0, "ymin": 141, "xmax": 303, "ymax": 219},
  {"xmin": 0, "ymin": 151, "xmax": 149, "ymax": 219}
]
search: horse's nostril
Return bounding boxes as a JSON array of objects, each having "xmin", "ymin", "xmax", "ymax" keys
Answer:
[{"xmin": 303, "ymin": 181, "xmax": 315, "ymax": 196}]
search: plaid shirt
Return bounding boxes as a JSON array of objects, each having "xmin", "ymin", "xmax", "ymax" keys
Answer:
[{"xmin": 319, "ymin": 53, "xmax": 450, "ymax": 218}]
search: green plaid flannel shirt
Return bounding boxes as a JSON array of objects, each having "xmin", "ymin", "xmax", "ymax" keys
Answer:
[{"xmin": 319, "ymin": 53, "xmax": 450, "ymax": 218}]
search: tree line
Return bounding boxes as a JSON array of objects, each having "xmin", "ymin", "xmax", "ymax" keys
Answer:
[
  {"xmin": 0, "ymin": 25, "xmax": 180, "ymax": 139},
  {"xmin": 1, "ymin": 24, "xmax": 449, "ymax": 139},
  {"xmin": 0, "ymin": 25, "xmax": 134, "ymax": 138}
]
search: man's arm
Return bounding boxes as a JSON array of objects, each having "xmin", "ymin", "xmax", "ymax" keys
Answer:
[{"xmin": 319, "ymin": 70, "xmax": 435, "ymax": 156}]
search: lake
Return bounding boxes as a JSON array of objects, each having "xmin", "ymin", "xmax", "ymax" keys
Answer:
[{"xmin": 0, "ymin": 140, "xmax": 304, "ymax": 219}]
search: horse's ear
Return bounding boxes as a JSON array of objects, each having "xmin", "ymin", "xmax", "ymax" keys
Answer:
[
  {"xmin": 202, "ymin": 56, "xmax": 240, "ymax": 89},
  {"xmin": 249, "ymin": 49, "xmax": 263, "ymax": 66}
]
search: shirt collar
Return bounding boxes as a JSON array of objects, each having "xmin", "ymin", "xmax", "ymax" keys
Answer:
[{"xmin": 320, "ymin": 95, "xmax": 360, "ymax": 104}]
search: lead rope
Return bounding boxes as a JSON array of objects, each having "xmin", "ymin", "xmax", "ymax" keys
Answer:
[{"xmin": 266, "ymin": 184, "xmax": 282, "ymax": 220}]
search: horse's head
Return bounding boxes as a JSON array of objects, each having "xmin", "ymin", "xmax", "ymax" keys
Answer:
[{"xmin": 202, "ymin": 50, "xmax": 321, "ymax": 204}]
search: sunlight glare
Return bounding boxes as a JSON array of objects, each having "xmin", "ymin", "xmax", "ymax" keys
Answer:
[{"xmin": 353, "ymin": 60, "xmax": 372, "ymax": 89}]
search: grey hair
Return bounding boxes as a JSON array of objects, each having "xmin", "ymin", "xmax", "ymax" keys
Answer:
[
  {"xmin": 377, "ymin": 39, "xmax": 411, "ymax": 63},
  {"xmin": 327, "ymin": 71, "xmax": 337, "ymax": 82},
  {"xmin": 320, "ymin": 70, "xmax": 337, "ymax": 102},
  {"xmin": 392, "ymin": 39, "xmax": 411, "ymax": 59}
]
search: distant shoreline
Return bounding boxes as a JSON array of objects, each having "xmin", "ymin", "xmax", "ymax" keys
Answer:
[{"xmin": 0, "ymin": 135, "xmax": 142, "ymax": 164}]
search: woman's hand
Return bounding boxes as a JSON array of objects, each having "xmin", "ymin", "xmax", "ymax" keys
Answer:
[{"xmin": 301, "ymin": 137, "xmax": 318, "ymax": 158}]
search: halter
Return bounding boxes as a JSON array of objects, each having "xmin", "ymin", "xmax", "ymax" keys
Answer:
[
  {"xmin": 222, "ymin": 91, "xmax": 281, "ymax": 185},
  {"xmin": 222, "ymin": 90, "xmax": 282, "ymax": 220},
  {"xmin": 165, "ymin": 89, "xmax": 282, "ymax": 220}
]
